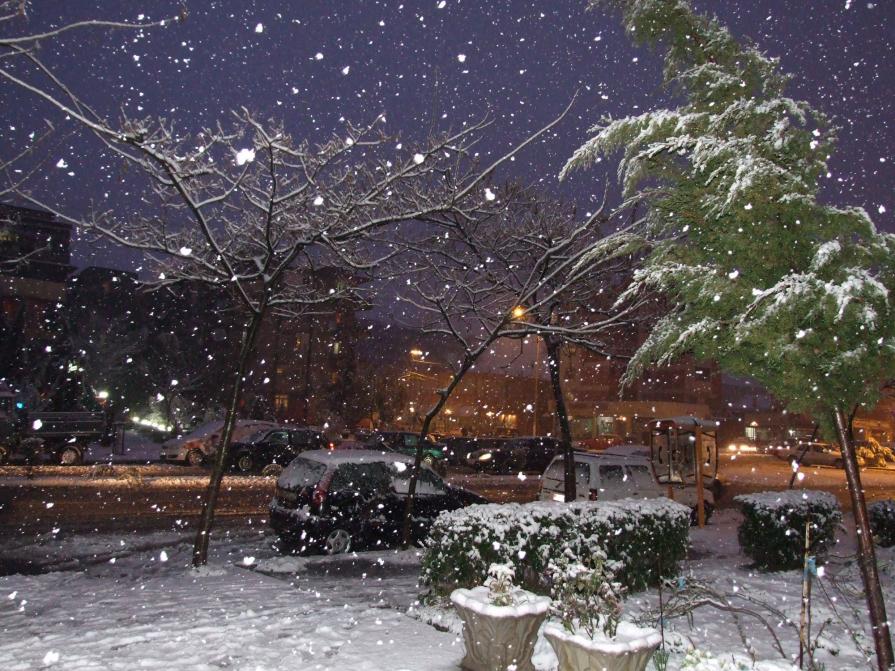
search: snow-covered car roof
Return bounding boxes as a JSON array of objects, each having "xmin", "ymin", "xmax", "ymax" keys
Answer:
[
  {"xmin": 162, "ymin": 419, "xmax": 280, "ymax": 448},
  {"xmin": 562, "ymin": 449, "xmax": 652, "ymax": 464},
  {"xmin": 298, "ymin": 448, "xmax": 414, "ymax": 465},
  {"xmin": 601, "ymin": 444, "xmax": 652, "ymax": 458}
]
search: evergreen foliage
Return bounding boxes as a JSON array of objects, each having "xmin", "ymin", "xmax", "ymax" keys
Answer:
[
  {"xmin": 868, "ymin": 500, "xmax": 895, "ymax": 548},
  {"xmin": 563, "ymin": 0, "xmax": 895, "ymax": 433},
  {"xmin": 734, "ymin": 490, "xmax": 841, "ymax": 571}
]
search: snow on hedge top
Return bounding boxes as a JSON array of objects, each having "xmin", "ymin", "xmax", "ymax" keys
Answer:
[
  {"xmin": 734, "ymin": 490, "xmax": 839, "ymax": 512},
  {"xmin": 436, "ymin": 497, "xmax": 691, "ymax": 531}
]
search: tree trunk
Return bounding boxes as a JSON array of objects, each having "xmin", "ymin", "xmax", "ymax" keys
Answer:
[
  {"xmin": 400, "ymin": 355, "xmax": 475, "ymax": 549},
  {"xmin": 833, "ymin": 407, "xmax": 893, "ymax": 671},
  {"xmin": 191, "ymin": 308, "xmax": 265, "ymax": 567},
  {"xmin": 545, "ymin": 336, "xmax": 575, "ymax": 502}
]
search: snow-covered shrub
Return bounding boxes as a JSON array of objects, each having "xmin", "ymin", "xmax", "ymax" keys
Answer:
[
  {"xmin": 485, "ymin": 563, "xmax": 516, "ymax": 606},
  {"xmin": 734, "ymin": 490, "xmax": 841, "ymax": 570},
  {"xmin": 421, "ymin": 498, "xmax": 690, "ymax": 597},
  {"xmin": 549, "ymin": 552, "xmax": 624, "ymax": 639},
  {"xmin": 868, "ymin": 499, "xmax": 895, "ymax": 548}
]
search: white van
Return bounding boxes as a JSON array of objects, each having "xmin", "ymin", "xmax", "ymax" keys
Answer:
[{"xmin": 538, "ymin": 451, "xmax": 714, "ymax": 520}]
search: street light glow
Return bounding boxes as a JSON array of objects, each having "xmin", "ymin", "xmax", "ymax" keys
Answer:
[{"xmin": 511, "ymin": 306, "xmax": 526, "ymax": 319}]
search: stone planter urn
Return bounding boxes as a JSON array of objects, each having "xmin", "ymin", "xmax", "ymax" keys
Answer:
[
  {"xmin": 544, "ymin": 622, "xmax": 661, "ymax": 671},
  {"xmin": 451, "ymin": 586, "xmax": 551, "ymax": 671}
]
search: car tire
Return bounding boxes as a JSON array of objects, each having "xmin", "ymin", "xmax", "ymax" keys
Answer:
[
  {"xmin": 186, "ymin": 449, "xmax": 205, "ymax": 467},
  {"xmin": 235, "ymin": 452, "xmax": 255, "ymax": 474},
  {"xmin": 324, "ymin": 528, "xmax": 352, "ymax": 555},
  {"xmin": 58, "ymin": 446, "xmax": 82, "ymax": 466},
  {"xmin": 261, "ymin": 463, "xmax": 283, "ymax": 478}
]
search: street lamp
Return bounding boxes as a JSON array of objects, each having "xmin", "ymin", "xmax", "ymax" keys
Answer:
[{"xmin": 511, "ymin": 305, "xmax": 527, "ymax": 320}]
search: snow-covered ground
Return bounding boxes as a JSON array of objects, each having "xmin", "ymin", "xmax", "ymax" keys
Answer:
[{"xmin": 0, "ymin": 511, "xmax": 891, "ymax": 670}]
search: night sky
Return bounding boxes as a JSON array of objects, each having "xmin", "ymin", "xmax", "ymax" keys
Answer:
[{"xmin": 1, "ymin": 0, "xmax": 893, "ymax": 270}]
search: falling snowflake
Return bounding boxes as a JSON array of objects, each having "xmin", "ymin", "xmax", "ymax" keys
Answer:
[
  {"xmin": 235, "ymin": 148, "xmax": 255, "ymax": 165},
  {"xmin": 254, "ymin": 23, "xmax": 264, "ymax": 33},
  {"xmin": 413, "ymin": 153, "xmax": 425, "ymax": 165}
]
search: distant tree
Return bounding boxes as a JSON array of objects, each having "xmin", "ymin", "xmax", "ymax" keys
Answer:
[
  {"xmin": 563, "ymin": 1, "xmax": 895, "ymax": 666},
  {"xmin": 473, "ymin": 185, "xmax": 647, "ymax": 502},
  {"xmin": 392, "ymin": 183, "xmax": 639, "ymax": 544}
]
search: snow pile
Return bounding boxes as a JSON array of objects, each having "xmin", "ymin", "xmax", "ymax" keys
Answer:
[{"xmin": 422, "ymin": 498, "xmax": 690, "ymax": 596}]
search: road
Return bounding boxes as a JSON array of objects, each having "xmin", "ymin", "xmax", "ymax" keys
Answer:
[{"xmin": 1, "ymin": 455, "xmax": 893, "ymax": 535}]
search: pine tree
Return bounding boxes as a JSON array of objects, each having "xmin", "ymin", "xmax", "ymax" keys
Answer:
[{"xmin": 562, "ymin": 1, "xmax": 895, "ymax": 667}]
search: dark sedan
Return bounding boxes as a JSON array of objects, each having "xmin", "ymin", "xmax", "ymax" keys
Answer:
[
  {"xmin": 269, "ymin": 449, "xmax": 487, "ymax": 554},
  {"xmin": 467, "ymin": 436, "xmax": 562, "ymax": 474},
  {"xmin": 229, "ymin": 427, "xmax": 327, "ymax": 474}
]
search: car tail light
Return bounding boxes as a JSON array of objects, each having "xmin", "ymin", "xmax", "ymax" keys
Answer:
[{"xmin": 588, "ymin": 489, "xmax": 599, "ymax": 501}]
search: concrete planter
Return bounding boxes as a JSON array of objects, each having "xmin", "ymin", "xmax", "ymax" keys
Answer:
[
  {"xmin": 544, "ymin": 622, "xmax": 661, "ymax": 671},
  {"xmin": 451, "ymin": 586, "xmax": 551, "ymax": 671}
]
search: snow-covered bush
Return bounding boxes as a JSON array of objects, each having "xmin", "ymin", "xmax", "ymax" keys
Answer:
[
  {"xmin": 549, "ymin": 552, "xmax": 624, "ymax": 639},
  {"xmin": 485, "ymin": 563, "xmax": 517, "ymax": 606},
  {"xmin": 868, "ymin": 499, "xmax": 895, "ymax": 548},
  {"xmin": 422, "ymin": 498, "xmax": 690, "ymax": 597},
  {"xmin": 734, "ymin": 491, "xmax": 841, "ymax": 570}
]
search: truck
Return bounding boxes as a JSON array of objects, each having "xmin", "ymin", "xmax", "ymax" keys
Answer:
[{"xmin": 0, "ymin": 384, "xmax": 113, "ymax": 465}]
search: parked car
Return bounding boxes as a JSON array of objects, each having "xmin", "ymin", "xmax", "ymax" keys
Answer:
[
  {"xmin": 467, "ymin": 436, "xmax": 561, "ymax": 474},
  {"xmin": 775, "ymin": 441, "xmax": 843, "ymax": 468},
  {"xmin": 268, "ymin": 449, "xmax": 487, "ymax": 554},
  {"xmin": 228, "ymin": 427, "xmax": 327, "ymax": 474},
  {"xmin": 160, "ymin": 419, "xmax": 280, "ymax": 466},
  {"xmin": 441, "ymin": 436, "xmax": 511, "ymax": 467},
  {"xmin": 364, "ymin": 431, "xmax": 448, "ymax": 471},
  {"xmin": 538, "ymin": 450, "xmax": 714, "ymax": 523}
]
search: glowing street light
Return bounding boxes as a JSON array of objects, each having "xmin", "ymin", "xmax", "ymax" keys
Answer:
[{"xmin": 511, "ymin": 305, "xmax": 526, "ymax": 320}]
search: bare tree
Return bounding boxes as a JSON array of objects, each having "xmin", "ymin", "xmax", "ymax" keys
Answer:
[
  {"xmin": 10, "ymin": 100, "xmax": 572, "ymax": 563},
  {"xmin": 392, "ymin": 183, "xmax": 644, "ymax": 545},
  {"xmin": 1, "ymin": 3, "xmax": 577, "ymax": 565}
]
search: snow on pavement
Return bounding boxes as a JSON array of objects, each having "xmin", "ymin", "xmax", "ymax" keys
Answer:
[
  {"xmin": 1, "ymin": 512, "xmax": 893, "ymax": 670},
  {"xmin": 0, "ymin": 532, "xmax": 463, "ymax": 670}
]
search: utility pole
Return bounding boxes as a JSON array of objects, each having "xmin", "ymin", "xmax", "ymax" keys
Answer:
[{"xmin": 532, "ymin": 337, "xmax": 541, "ymax": 435}]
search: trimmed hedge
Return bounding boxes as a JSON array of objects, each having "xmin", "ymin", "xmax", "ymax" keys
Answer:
[
  {"xmin": 869, "ymin": 499, "xmax": 895, "ymax": 548},
  {"xmin": 734, "ymin": 490, "xmax": 841, "ymax": 571},
  {"xmin": 421, "ymin": 498, "xmax": 691, "ymax": 597}
]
